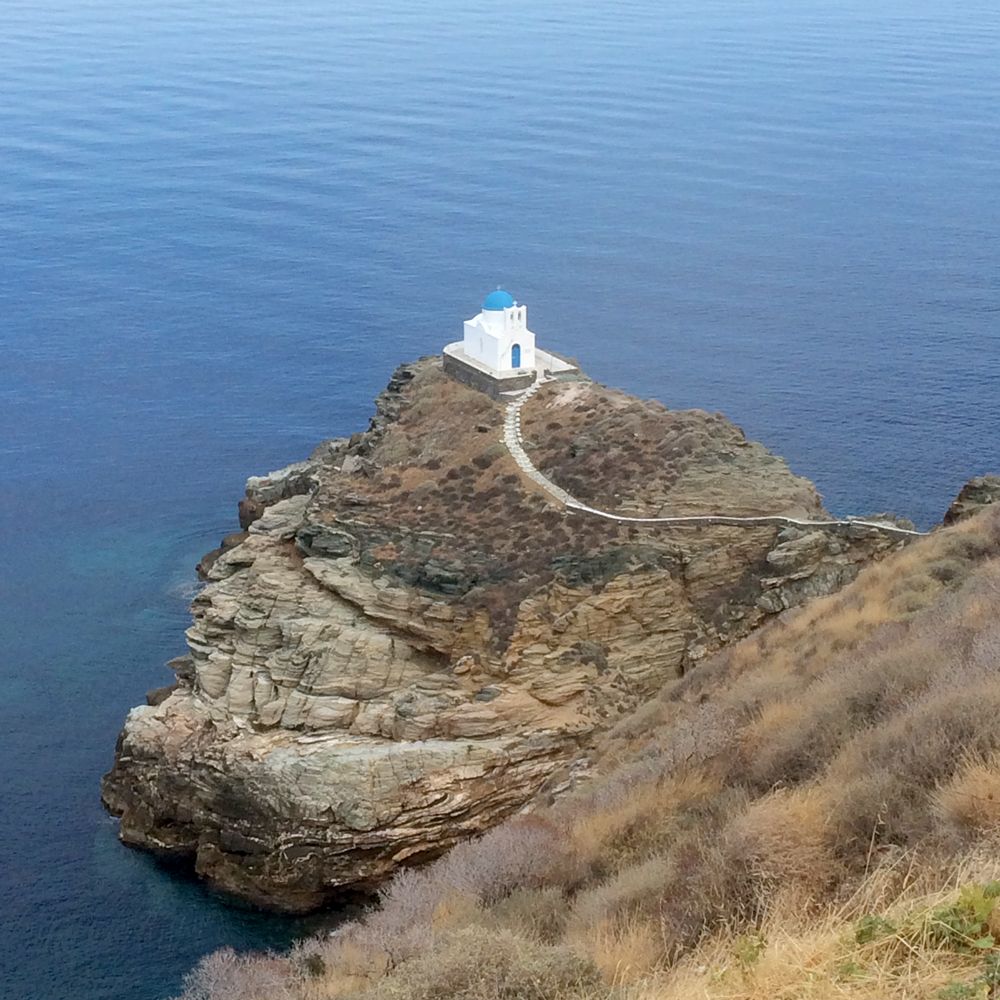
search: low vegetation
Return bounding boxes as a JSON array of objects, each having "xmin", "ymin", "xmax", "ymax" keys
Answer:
[
  {"xmin": 311, "ymin": 364, "xmax": 638, "ymax": 641},
  {"xmin": 307, "ymin": 363, "xmax": 832, "ymax": 646},
  {"xmin": 176, "ymin": 504, "xmax": 1000, "ymax": 1000},
  {"xmin": 519, "ymin": 378, "xmax": 820, "ymax": 517}
]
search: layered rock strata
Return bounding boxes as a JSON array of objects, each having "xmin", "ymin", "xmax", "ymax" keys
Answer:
[{"xmin": 102, "ymin": 359, "xmax": 909, "ymax": 910}]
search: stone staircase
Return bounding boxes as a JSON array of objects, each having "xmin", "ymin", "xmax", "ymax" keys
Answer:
[{"xmin": 502, "ymin": 381, "xmax": 576, "ymax": 507}]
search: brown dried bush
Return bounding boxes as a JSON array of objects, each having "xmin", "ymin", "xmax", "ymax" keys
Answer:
[
  {"xmin": 935, "ymin": 753, "xmax": 1000, "ymax": 835},
  {"xmin": 724, "ymin": 787, "xmax": 840, "ymax": 900},
  {"xmin": 483, "ymin": 885, "xmax": 569, "ymax": 943},
  {"xmin": 174, "ymin": 948, "xmax": 300, "ymax": 1000},
  {"xmin": 360, "ymin": 926, "xmax": 603, "ymax": 1000},
  {"xmin": 567, "ymin": 856, "xmax": 672, "ymax": 936}
]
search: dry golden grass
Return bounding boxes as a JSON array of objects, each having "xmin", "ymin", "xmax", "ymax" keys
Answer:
[
  {"xmin": 935, "ymin": 754, "xmax": 1000, "ymax": 836},
  {"xmin": 299, "ymin": 939, "xmax": 389, "ymax": 1000},
  {"xmin": 726, "ymin": 788, "xmax": 838, "ymax": 894},
  {"xmin": 623, "ymin": 854, "xmax": 1000, "ymax": 1000},
  {"xmin": 566, "ymin": 856, "xmax": 673, "ymax": 948},
  {"xmin": 571, "ymin": 915, "xmax": 663, "ymax": 986},
  {"xmin": 568, "ymin": 769, "xmax": 721, "ymax": 873}
]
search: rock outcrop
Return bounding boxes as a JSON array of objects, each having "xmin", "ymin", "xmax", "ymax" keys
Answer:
[
  {"xmin": 102, "ymin": 359, "xmax": 910, "ymax": 911},
  {"xmin": 944, "ymin": 475, "xmax": 1000, "ymax": 525}
]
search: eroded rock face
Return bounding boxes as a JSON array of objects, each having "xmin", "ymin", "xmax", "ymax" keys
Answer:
[
  {"xmin": 944, "ymin": 476, "xmax": 1000, "ymax": 525},
  {"xmin": 102, "ymin": 359, "xmax": 908, "ymax": 911}
]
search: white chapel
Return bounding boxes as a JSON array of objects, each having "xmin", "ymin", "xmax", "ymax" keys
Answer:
[
  {"xmin": 442, "ymin": 288, "xmax": 577, "ymax": 398},
  {"xmin": 462, "ymin": 289, "xmax": 536, "ymax": 372}
]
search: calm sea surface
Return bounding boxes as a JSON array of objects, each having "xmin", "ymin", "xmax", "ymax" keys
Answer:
[{"xmin": 1, "ymin": 1, "xmax": 999, "ymax": 996}]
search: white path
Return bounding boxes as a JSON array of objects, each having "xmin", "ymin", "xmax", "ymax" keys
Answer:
[
  {"xmin": 502, "ymin": 386, "xmax": 926, "ymax": 540},
  {"xmin": 503, "ymin": 381, "xmax": 577, "ymax": 506}
]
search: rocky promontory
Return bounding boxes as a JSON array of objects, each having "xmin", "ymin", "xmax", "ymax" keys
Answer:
[{"xmin": 102, "ymin": 358, "xmax": 911, "ymax": 911}]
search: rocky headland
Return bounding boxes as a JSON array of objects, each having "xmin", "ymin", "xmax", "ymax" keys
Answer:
[{"xmin": 102, "ymin": 358, "xmax": 915, "ymax": 911}]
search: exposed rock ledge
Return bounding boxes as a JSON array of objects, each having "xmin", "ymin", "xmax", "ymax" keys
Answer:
[{"xmin": 102, "ymin": 358, "xmax": 913, "ymax": 911}]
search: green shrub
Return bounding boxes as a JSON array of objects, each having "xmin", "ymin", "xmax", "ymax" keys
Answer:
[
  {"xmin": 924, "ymin": 883, "xmax": 1000, "ymax": 953},
  {"xmin": 855, "ymin": 913, "xmax": 896, "ymax": 945}
]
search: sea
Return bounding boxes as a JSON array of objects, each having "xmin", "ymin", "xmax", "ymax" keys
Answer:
[{"xmin": 1, "ymin": 0, "xmax": 998, "ymax": 996}]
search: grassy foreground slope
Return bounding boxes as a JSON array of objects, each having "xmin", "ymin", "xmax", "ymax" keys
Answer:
[{"xmin": 178, "ymin": 504, "xmax": 1000, "ymax": 1000}]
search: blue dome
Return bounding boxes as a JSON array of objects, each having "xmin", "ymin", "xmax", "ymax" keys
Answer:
[{"xmin": 482, "ymin": 289, "xmax": 515, "ymax": 311}]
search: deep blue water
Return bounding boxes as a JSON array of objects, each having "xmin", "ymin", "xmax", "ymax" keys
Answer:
[{"xmin": 2, "ymin": 1, "xmax": 999, "ymax": 997}]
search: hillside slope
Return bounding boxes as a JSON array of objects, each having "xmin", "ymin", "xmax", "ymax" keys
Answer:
[{"xmin": 176, "ymin": 499, "xmax": 1000, "ymax": 999}]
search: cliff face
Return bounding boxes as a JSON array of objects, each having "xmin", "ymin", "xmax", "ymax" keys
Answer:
[{"xmin": 102, "ymin": 359, "xmax": 908, "ymax": 911}]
